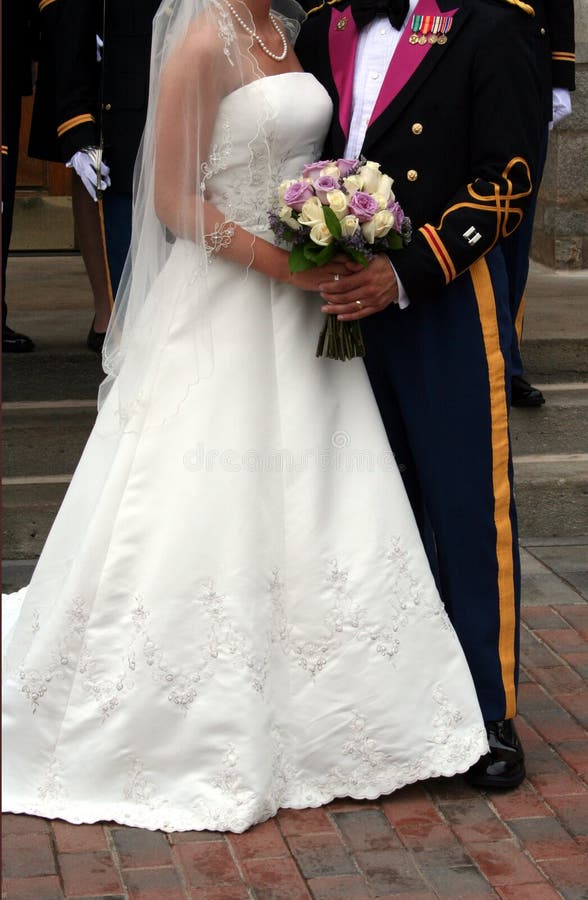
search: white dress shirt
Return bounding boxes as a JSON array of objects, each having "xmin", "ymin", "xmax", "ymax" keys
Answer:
[
  {"xmin": 345, "ymin": 0, "xmax": 419, "ymax": 159},
  {"xmin": 345, "ymin": 1, "xmax": 419, "ymax": 307}
]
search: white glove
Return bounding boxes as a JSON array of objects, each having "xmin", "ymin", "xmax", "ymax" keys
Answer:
[
  {"xmin": 66, "ymin": 149, "xmax": 111, "ymax": 201},
  {"xmin": 550, "ymin": 88, "xmax": 572, "ymax": 129}
]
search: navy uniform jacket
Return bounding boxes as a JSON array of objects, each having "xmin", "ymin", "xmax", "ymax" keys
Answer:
[
  {"xmin": 41, "ymin": 0, "xmax": 159, "ymax": 193},
  {"xmin": 296, "ymin": 0, "xmax": 543, "ymax": 302}
]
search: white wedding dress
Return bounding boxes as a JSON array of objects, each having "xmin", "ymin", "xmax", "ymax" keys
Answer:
[{"xmin": 3, "ymin": 73, "xmax": 487, "ymax": 833}]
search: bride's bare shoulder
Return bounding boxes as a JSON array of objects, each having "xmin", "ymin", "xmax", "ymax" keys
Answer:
[{"xmin": 167, "ymin": 17, "xmax": 230, "ymax": 76}]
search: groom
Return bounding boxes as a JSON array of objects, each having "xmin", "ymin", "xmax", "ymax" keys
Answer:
[{"xmin": 296, "ymin": 0, "xmax": 542, "ymax": 788}]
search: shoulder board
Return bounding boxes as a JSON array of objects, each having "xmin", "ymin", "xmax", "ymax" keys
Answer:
[
  {"xmin": 496, "ymin": 0, "xmax": 535, "ymax": 17},
  {"xmin": 305, "ymin": 0, "xmax": 346, "ymax": 17}
]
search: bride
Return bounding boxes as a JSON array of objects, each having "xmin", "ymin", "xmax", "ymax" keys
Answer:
[{"xmin": 2, "ymin": 0, "xmax": 487, "ymax": 833}]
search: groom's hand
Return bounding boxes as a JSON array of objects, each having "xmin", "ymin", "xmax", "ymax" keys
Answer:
[{"xmin": 318, "ymin": 255, "xmax": 399, "ymax": 320}]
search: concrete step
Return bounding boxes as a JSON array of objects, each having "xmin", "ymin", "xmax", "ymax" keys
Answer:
[
  {"xmin": 11, "ymin": 195, "xmax": 75, "ymax": 252},
  {"xmin": 3, "ymin": 459, "xmax": 586, "ymax": 559},
  {"xmin": 3, "ymin": 387, "xmax": 586, "ymax": 474},
  {"xmin": 3, "ymin": 403, "xmax": 97, "ymax": 476},
  {"xmin": 513, "ymin": 455, "xmax": 588, "ymax": 537},
  {"xmin": 523, "ymin": 340, "xmax": 588, "ymax": 381},
  {"xmin": 2, "ymin": 481, "xmax": 69, "ymax": 562},
  {"xmin": 510, "ymin": 385, "xmax": 588, "ymax": 456},
  {"xmin": 2, "ymin": 333, "xmax": 104, "ymax": 404},
  {"xmin": 2, "ymin": 388, "xmax": 587, "ymax": 560}
]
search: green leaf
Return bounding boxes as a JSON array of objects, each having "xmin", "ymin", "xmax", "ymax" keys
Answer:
[
  {"xmin": 288, "ymin": 243, "xmax": 317, "ymax": 273},
  {"xmin": 323, "ymin": 206, "xmax": 342, "ymax": 239},
  {"xmin": 385, "ymin": 232, "xmax": 404, "ymax": 251},
  {"xmin": 347, "ymin": 247, "xmax": 370, "ymax": 267},
  {"xmin": 303, "ymin": 243, "xmax": 336, "ymax": 267}
]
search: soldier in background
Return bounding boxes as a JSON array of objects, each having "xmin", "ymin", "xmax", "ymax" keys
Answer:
[
  {"xmin": 2, "ymin": 0, "xmax": 36, "ymax": 353},
  {"xmin": 55, "ymin": 0, "xmax": 161, "ymax": 309},
  {"xmin": 27, "ymin": 0, "xmax": 159, "ymax": 351},
  {"xmin": 503, "ymin": 0, "xmax": 575, "ymax": 407},
  {"xmin": 28, "ymin": 0, "xmax": 112, "ymax": 353}
]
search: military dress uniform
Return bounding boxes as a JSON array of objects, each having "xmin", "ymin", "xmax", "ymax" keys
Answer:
[
  {"xmin": 296, "ymin": 0, "xmax": 542, "ymax": 743},
  {"xmin": 502, "ymin": 0, "xmax": 575, "ymax": 403},
  {"xmin": 36, "ymin": 0, "xmax": 159, "ymax": 293}
]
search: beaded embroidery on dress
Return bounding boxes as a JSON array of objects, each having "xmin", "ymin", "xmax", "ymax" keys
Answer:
[{"xmin": 3, "ymin": 73, "xmax": 487, "ymax": 833}]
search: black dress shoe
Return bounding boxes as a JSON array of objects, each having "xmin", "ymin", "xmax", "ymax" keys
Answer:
[
  {"xmin": 2, "ymin": 325, "xmax": 35, "ymax": 353},
  {"xmin": 86, "ymin": 319, "xmax": 106, "ymax": 354},
  {"xmin": 465, "ymin": 719, "xmax": 526, "ymax": 789},
  {"xmin": 511, "ymin": 375, "xmax": 545, "ymax": 408}
]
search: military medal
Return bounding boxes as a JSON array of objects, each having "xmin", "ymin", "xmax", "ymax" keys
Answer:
[
  {"xmin": 409, "ymin": 13, "xmax": 454, "ymax": 47},
  {"xmin": 428, "ymin": 15, "xmax": 441, "ymax": 43},
  {"xmin": 409, "ymin": 15, "xmax": 422, "ymax": 44},
  {"xmin": 437, "ymin": 16, "xmax": 454, "ymax": 45},
  {"xmin": 418, "ymin": 15, "xmax": 431, "ymax": 44}
]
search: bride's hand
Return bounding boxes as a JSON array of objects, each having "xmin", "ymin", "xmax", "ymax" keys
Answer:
[{"xmin": 290, "ymin": 257, "xmax": 358, "ymax": 293}]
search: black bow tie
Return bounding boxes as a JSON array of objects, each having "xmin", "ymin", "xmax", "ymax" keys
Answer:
[{"xmin": 351, "ymin": 0, "xmax": 410, "ymax": 30}]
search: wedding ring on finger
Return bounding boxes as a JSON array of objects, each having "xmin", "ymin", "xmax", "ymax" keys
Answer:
[
  {"xmin": 333, "ymin": 273, "xmax": 341, "ymax": 281},
  {"xmin": 355, "ymin": 300, "xmax": 363, "ymax": 309}
]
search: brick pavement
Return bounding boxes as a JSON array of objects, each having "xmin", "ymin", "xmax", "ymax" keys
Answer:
[{"xmin": 3, "ymin": 539, "xmax": 587, "ymax": 900}]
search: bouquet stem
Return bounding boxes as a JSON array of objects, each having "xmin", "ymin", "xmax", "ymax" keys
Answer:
[{"xmin": 316, "ymin": 317, "xmax": 366, "ymax": 360}]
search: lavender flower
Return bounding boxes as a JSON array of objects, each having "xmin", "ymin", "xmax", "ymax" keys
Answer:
[
  {"xmin": 347, "ymin": 191, "xmax": 380, "ymax": 223},
  {"xmin": 301, "ymin": 160, "xmax": 331, "ymax": 178},
  {"xmin": 313, "ymin": 175, "xmax": 340, "ymax": 204},
  {"xmin": 282, "ymin": 181, "xmax": 314, "ymax": 211}
]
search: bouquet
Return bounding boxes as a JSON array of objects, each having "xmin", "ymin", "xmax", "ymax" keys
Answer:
[{"xmin": 269, "ymin": 158, "xmax": 411, "ymax": 360}]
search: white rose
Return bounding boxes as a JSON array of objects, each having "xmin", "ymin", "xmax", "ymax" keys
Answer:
[
  {"xmin": 320, "ymin": 164, "xmax": 341, "ymax": 179},
  {"xmin": 372, "ymin": 193, "xmax": 388, "ymax": 210},
  {"xmin": 377, "ymin": 174, "xmax": 394, "ymax": 204},
  {"xmin": 340, "ymin": 214, "xmax": 360, "ymax": 238},
  {"xmin": 326, "ymin": 190, "xmax": 349, "ymax": 220},
  {"xmin": 361, "ymin": 219, "xmax": 377, "ymax": 244},
  {"xmin": 361, "ymin": 209, "xmax": 394, "ymax": 244},
  {"xmin": 310, "ymin": 222, "xmax": 333, "ymax": 246},
  {"xmin": 298, "ymin": 196, "xmax": 326, "ymax": 227},
  {"xmin": 278, "ymin": 179, "xmax": 296, "ymax": 203},
  {"xmin": 343, "ymin": 174, "xmax": 362, "ymax": 194},
  {"xmin": 372, "ymin": 209, "xmax": 395, "ymax": 238},
  {"xmin": 358, "ymin": 161, "xmax": 382, "ymax": 194},
  {"xmin": 279, "ymin": 205, "xmax": 301, "ymax": 230}
]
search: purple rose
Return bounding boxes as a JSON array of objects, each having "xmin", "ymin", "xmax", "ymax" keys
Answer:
[
  {"xmin": 347, "ymin": 191, "xmax": 380, "ymax": 223},
  {"xmin": 313, "ymin": 175, "xmax": 340, "ymax": 203},
  {"xmin": 336, "ymin": 158, "xmax": 358, "ymax": 177},
  {"xmin": 301, "ymin": 160, "xmax": 331, "ymax": 179},
  {"xmin": 283, "ymin": 181, "xmax": 315, "ymax": 212},
  {"xmin": 387, "ymin": 200, "xmax": 405, "ymax": 232}
]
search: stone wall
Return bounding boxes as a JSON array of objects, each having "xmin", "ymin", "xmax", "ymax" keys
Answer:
[{"xmin": 532, "ymin": 0, "xmax": 588, "ymax": 269}]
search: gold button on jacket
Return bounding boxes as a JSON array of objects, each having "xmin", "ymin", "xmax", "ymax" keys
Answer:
[
  {"xmin": 407, "ymin": 169, "xmax": 418, "ymax": 182},
  {"xmin": 411, "ymin": 123, "xmax": 423, "ymax": 135}
]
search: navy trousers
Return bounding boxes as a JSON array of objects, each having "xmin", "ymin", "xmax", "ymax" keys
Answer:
[
  {"xmin": 102, "ymin": 190, "xmax": 133, "ymax": 297},
  {"xmin": 502, "ymin": 128, "xmax": 549, "ymax": 377},
  {"xmin": 362, "ymin": 247, "xmax": 521, "ymax": 722}
]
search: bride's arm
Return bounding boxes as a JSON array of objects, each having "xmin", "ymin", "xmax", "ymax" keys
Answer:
[{"xmin": 153, "ymin": 27, "xmax": 344, "ymax": 291}]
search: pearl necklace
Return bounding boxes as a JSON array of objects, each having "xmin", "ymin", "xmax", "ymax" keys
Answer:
[{"xmin": 225, "ymin": 0, "xmax": 288, "ymax": 62}]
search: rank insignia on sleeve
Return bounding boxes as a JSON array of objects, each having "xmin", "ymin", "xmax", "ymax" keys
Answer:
[{"xmin": 463, "ymin": 226, "xmax": 482, "ymax": 245}]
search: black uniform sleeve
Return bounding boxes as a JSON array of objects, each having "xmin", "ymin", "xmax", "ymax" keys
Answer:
[
  {"xmin": 55, "ymin": 0, "xmax": 100, "ymax": 161},
  {"xmin": 544, "ymin": 0, "xmax": 575, "ymax": 91}
]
